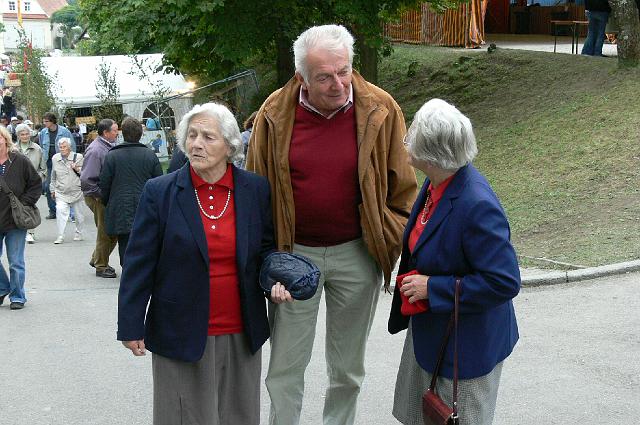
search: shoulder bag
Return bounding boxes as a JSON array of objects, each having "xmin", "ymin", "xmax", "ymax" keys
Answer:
[
  {"xmin": 422, "ymin": 278, "xmax": 461, "ymax": 425},
  {"xmin": 0, "ymin": 177, "xmax": 41, "ymax": 230}
]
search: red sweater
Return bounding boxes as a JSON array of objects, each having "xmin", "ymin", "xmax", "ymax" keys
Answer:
[
  {"xmin": 289, "ymin": 103, "xmax": 361, "ymax": 246},
  {"xmin": 190, "ymin": 165, "xmax": 243, "ymax": 336}
]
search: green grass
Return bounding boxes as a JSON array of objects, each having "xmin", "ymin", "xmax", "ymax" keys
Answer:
[{"xmin": 378, "ymin": 45, "xmax": 640, "ymax": 268}]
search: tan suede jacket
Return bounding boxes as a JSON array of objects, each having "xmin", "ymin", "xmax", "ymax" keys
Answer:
[{"xmin": 247, "ymin": 71, "xmax": 418, "ymax": 287}]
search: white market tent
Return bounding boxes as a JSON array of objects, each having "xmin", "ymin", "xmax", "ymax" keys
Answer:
[{"xmin": 41, "ymin": 53, "xmax": 193, "ymax": 125}]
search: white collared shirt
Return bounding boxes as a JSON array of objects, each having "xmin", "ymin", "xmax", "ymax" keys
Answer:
[{"xmin": 299, "ymin": 84, "xmax": 354, "ymax": 119}]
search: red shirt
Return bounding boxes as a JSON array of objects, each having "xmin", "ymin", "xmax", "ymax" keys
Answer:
[
  {"xmin": 408, "ymin": 174, "xmax": 457, "ymax": 253},
  {"xmin": 289, "ymin": 103, "xmax": 362, "ymax": 246},
  {"xmin": 190, "ymin": 164, "xmax": 243, "ymax": 336}
]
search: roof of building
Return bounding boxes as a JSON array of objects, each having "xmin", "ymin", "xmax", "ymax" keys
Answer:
[
  {"xmin": 42, "ymin": 54, "xmax": 193, "ymax": 106},
  {"xmin": 38, "ymin": 0, "xmax": 68, "ymax": 17}
]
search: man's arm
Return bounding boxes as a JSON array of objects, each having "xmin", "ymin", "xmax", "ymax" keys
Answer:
[{"xmin": 245, "ymin": 106, "xmax": 269, "ymax": 176}]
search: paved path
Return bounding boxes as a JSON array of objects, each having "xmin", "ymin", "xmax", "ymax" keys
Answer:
[
  {"xmin": 485, "ymin": 34, "xmax": 618, "ymax": 57},
  {"xmin": 1, "ymin": 199, "xmax": 638, "ymax": 424}
]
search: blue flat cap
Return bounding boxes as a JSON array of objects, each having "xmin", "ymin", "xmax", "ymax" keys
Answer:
[{"xmin": 259, "ymin": 252, "xmax": 321, "ymax": 301}]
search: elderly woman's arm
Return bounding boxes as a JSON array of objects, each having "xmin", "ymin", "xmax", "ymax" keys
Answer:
[
  {"xmin": 428, "ymin": 198, "xmax": 521, "ymax": 315},
  {"xmin": 20, "ymin": 160, "xmax": 43, "ymax": 206},
  {"xmin": 117, "ymin": 180, "xmax": 163, "ymax": 353}
]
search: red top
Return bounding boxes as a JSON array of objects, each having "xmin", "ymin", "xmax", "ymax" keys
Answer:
[
  {"xmin": 190, "ymin": 164, "xmax": 243, "ymax": 336},
  {"xmin": 289, "ymin": 103, "xmax": 361, "ymax": 247},
  {"xmin": 408, "ymin": 174, "xmax": 457, "ymax": 253}
]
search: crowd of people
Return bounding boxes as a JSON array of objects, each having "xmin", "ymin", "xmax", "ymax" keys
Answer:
[{"xmin": 0, "ymin": 24, "xmax": 522, "ymax": 425}]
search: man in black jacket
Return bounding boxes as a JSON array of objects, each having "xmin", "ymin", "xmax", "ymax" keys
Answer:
[
  {"xmin": 582, "ymin": 0, "xmax": 611, "ymax": 56},
  {"xmin": 99, "ymin": 117, "xmax": 162, "ymax": 266}
]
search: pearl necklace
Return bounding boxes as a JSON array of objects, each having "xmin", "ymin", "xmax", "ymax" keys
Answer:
[
  {"xmin": 194, "ymin": 187, "xmax": 231, "ymax": 220},
  {"xmin": 419, "ymin": 191, "xmax": 432, "ymax": 225}
]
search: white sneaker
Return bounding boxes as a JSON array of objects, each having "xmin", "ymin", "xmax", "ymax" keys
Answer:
[
  {"xmin": 73, "ymin": 232, "xmax": 83, "ymax": 241},
  {"xmin": 26, "ymin": 233, "xmax": 35, "ymax": 244},
  {"xmin": 53, "ymin": 236, "xmax": 64, "ymax": 244}
]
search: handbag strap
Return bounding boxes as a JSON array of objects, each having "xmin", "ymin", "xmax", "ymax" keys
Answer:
[{"xmin": 428, "ymin": 278, "xmax": 461, "ymax": 417}]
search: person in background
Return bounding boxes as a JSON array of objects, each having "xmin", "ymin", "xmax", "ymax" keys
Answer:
[
  {"xmin": 389, "ymin": 99, "xmax": 520, "ymax": 425},
  {"xmin": 238, "ymin": 111, "xmax": 257, "ymax": 169},
  {"xmin": 50, "ymin": 138, "xmax": 84, "ymax": 244},
  {"xmin": 247, "ymin": 24, "xmax": 417, "ymax": 425},
  {"xmin": 15, "ymin": 123, "xmax": 46, "ymax": 244},
  {"xmin": 71, "ymin": 126, "xmax": 84, "ymax": 153},
  {"xmin": 39, "ymin": 112, "xmax": 74, "ymax": 220},
  {"xmin": 581, "ymin": 0, "xmax": 611, "ymax": 57},
  {"xmin": 0, "ymin": 126, "xmax": 42, "ymax": 310},
  {"xmin": 166, "ymin": 146, "xmax": 188, "ymax": 173},
  {"xmin": 117, "ymin": 102, "xmax": 284, "ymax": 425},
  {"xmin": 100, "ymin": 117, "xmax": 162, "ymax": 266},
  {"xmin": 81, "ymin": 119, "xmax": 119, "ymax": 278}
]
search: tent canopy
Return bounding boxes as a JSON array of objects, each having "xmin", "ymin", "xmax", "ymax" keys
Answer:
[{"xmin": 42, "ymin": 54, "xmax": 192, "ymax": 107}]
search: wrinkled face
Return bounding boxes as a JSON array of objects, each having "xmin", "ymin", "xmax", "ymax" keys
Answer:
[
  {"xmin": 296, "ymin": 47, "xmax": 352, "ymax": 116},
  {"xmin": 185, "ymin": 113, "xmax": 230, "ymax": 175},
  {"xmin": 103, "ymin": 123, "xmax": 119, "ymax": 142},
  {"xmin": 59, "ymin": 142, "xmax": 71, "ymax": 156},
  {"xmin": 18, "ymin": 130, "xmax": 31, "ymax": 143}
]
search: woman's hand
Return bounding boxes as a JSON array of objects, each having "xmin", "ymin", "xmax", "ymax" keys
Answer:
[
  {"xmin": 270, "ymin": 282, "xmax": 293, "ymax": 304},
  {"xmin": 122, "ymin": 340, "xmax": 146, "ymax": 356},
  {"xmin": 399, "ymin": 274, "xmax": 429, "ymax": 303}
]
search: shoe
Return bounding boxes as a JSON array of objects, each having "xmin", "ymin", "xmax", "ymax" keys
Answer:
[
  {"xmin": 26, "ymin": 233, "xmax": 35, "ymax": 244},
  {"xmin": 71, "ymin": 217, "xmax": 76, "ymax": 223},
  {"xmin": 89, "ymin": 261, "xmax": 114, "ymax": 273},
  {"xmin": 73, "ymin": 232, "xmax": 83, "ymax": 241},
  {"xmin": 0, "ymin": 294, "xmax": 6, "ymax": 305},
  {"xmin": 46, "ymin": 213, "xmax": 56, "ymax": 220},
  {"xmin": 96, "ymin": 268, "xmax": 117, "ymax": 278},
  {"xmin": 53, "ymin": 236, "xmax": 64, "ymax": 244},
  {"xmin": 10, "ymin": 302, "xmax": 24, "ymax": 310}
]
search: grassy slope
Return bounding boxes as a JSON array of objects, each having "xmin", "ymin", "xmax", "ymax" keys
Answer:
[{"xmin": 378, "ymin": 45, "xmax": 640, "ymax": 267}]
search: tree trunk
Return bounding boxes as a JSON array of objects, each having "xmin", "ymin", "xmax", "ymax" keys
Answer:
[
  {"xmin": 276, "ymin": 36, "xmax": 295, "ymax": 87},
  {"xmin": 356, "ymin": 38, "xmax": 379, "ymax": 85},
  {"xmin": 609, "ymin": 0, "xmax": 640, "ymax": 67}
]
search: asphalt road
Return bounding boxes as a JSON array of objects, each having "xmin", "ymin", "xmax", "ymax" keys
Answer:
[{"xmin": 1, "ymin": 199, "xmax": 638, "ymax": 424}]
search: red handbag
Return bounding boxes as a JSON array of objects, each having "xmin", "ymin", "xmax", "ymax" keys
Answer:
[{"xmin": 422, "ymin": 279, "xmax": 461, "ymax": 425}]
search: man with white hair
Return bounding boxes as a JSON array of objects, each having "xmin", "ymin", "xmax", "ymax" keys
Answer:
[{"xmin": 247, "ymin": 24, "xmax": 417, "ymax": 425}]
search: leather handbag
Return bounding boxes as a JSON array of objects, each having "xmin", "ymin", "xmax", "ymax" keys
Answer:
[
  {"xmin": 0, "ymin": 178, "xmax": 42, "ymax": 230},
  {"xmin": 422, "ymin": 278, "xmax": 461, "ymax": 425}
]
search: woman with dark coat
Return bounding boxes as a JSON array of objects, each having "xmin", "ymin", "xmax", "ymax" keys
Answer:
[
  {"xmin": 389, "ymin": 99, "xmax": 520, "ymax": 425},
  {"xmin": 99, "ymin": 117, "xmax": 163, "ymax": 265},
  {"xmin": 0, "ymin": 126, "xmax": 42, "ymax": 310},
  {"xmin": 117, "ymin": 103, "xmax": 291, "ymax": 425}
]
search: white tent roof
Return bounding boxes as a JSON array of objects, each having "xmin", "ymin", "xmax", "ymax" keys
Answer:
[{"xmin": 42, "ymin": 54, "xmax": 192, "ymax": 107}]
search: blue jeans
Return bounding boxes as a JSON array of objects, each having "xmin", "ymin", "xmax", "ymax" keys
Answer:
[
  {"xmin": 0, "ymin": 229, "xmax": 28, "ymax": 304},
  {"xmin": 44, "ymin": 158, "xmax": 56, "ymax": 215},
  {"xmin": 581, "ymin": 10, "xmax": 609, "ymax": 56}
]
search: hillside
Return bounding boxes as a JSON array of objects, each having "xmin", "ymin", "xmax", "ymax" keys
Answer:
[{"xmin": 379, "ymin": 45, "xmax": 640, "ymax": 267}]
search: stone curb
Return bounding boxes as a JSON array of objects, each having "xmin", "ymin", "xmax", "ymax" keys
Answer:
[{"xmin": 521, "ymin": 260, "xmax": 640, "ymax": 287}]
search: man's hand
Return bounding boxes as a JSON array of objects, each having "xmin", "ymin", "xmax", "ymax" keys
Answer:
[
  {"xmin": 122, "ymin": 340, "xmax": 147, "ymax": 356},
  {"xmin": 270, "ymin": 282, "xmax": 293, "ymax": 304},
  {"xmin": 51, "ymin": 192, "xmax": 55, "ymax": 200},
  {"xmin": 399, "ymin": 274, "xmax": 429, "ymax": 304}
]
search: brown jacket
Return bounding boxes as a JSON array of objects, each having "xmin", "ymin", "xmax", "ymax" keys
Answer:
[{"xmin": 247, "ymin": 71, "xmax": 418, "ymax": 287}]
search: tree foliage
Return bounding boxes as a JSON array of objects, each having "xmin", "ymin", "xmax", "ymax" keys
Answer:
[
  {"xmin": 78, "ymin": 1, "xmax": 454, "ymax": 85},
  {"xmin": 92, "ymin": 61, "xmax": 124, "ymax": 124},
  {"xmin": 51, "ymin": 4, "xmax": 82, "ymax": 48}
]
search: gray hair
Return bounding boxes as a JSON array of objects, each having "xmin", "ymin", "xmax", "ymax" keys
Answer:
[
  {"xmin": 406, "ymin": 99, "xmax": 477, "ymax": 170},
  {"xmin": 58, "ymin": 137, "xmax": 72, "ymax": 148},
  {"xmin": 15, "ymin": 123, "xmax": 31, "ymax": 136},
  {"xmin": 293, "ymin": 24, "xmax": 354, "ymax": 83},
  {"xmin": 176, "ymin": 103, "xmax": 243, "ymax": 164}
]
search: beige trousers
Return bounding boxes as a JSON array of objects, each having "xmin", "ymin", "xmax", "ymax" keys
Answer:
[
  {"xmin": 84, "ymin": 196, "xmax": 117, "ymax": 270},
  {"xmin": 266, "ymin": 238, "xmax": 382, "ymax": 425}
]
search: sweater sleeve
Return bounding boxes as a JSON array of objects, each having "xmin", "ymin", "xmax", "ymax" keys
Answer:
[{"xmin": 19, "ymin": 158, "xmax": 43, "ymax": 206}]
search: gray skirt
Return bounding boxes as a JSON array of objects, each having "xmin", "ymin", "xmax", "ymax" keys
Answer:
[
  {"xmin": 393, "ymin": 325, "xmax": 503, "ymax": 425},
  {"xmin": 152, "ymin": 334, "xmax": 261, "ymax": 425}
]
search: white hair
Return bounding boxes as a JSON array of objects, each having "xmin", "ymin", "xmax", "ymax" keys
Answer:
[
  {"xmin": 58, "ymin": 137, "xmax": 72, "ymax": 148},
  {"xmin": 176, "ymin": 103, "xmax": 243, "ymax": 164},
  {"xmin": 293, "ymin": 24, "xmax": 355, "ymax": 83},
  {"xmin": 406, "ymin": 99, "xmax": 477, "ymax": 170},
  {"xmin": 15, "ymin": 123, "xmax": 31, "ymax": 135}
]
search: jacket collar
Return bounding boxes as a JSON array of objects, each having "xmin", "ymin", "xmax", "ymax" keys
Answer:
[{"xmin": 408, "ymin": 164, "xmax": 472, "ymax": 253}]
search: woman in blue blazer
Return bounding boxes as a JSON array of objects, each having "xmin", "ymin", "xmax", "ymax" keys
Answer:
[
  {"xmin": 117, "ymin": 103, "xmax": 290, "ymax": 425},
  {"xmin": 389, "ymin": 99, "xmax": 520, "ymax": 425}
]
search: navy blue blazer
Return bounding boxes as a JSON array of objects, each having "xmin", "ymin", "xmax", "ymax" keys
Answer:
[
  {"xmin": 388, "ymin": 164, "xmax": 520, "ymax": 379},
  {"xmin": 117, "ymin": 164, "xmax": 275, "ymax": 362}
]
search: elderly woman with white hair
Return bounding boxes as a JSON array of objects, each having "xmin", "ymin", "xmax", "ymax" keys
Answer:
[
  {"xmin": 117, "ymin": 102, "xmax": 290, "ymax": 425},
  {"xmin": 49, "ymin": 137, "xmax": 84, "ymax": 244},
  {"xmin": 388, "ymin": 99, "xmax": 520, "ymax": 425}
]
